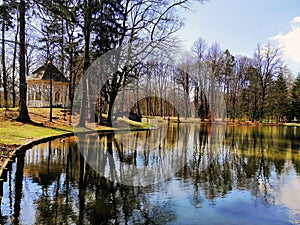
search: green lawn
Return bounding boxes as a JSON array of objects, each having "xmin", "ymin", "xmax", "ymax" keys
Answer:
[
  {"xmin": 0, "ymin": 120, "xmax": 73, "ymax": 145},
  {"xmin": 0, "ymin": 108, "xmax": 154, "ymax": 146}
]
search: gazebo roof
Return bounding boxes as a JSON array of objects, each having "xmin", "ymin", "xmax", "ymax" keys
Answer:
[{"xmin": 27, "ymin": 63, "xmax": 68, "ymax": 82}]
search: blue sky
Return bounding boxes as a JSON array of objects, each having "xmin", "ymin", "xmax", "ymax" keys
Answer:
[{"xmin": 177, "ymin": 0, "xmax": 300, "ymax": 75}]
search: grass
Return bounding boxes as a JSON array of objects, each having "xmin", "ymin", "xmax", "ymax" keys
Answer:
[
  {"xmin": 0, "ymin": 121, "xmax": 71, "ymax": 145},
  {"xmin": 284, "ymin": 122, "xmax": 300, "ymax": 127},
  {"xmin": 115, "ymin": 117, "xmax": 156, "ymax": 130},
  {"xmin": 0, "ymin": 108, "xmax": 154, "ymax": 146},
  {"xmin": 0, "ymin": 108, "xmax": 74, "ymax": 145}
]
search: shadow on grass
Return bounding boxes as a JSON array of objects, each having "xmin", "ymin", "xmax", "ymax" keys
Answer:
[
  {"xmin": 31, "ymin": 121, "xmax": 74, "ymax": 133},
  {"xmin": 11, "ymin": 118, "xmax": 74, "ymax": 133}
]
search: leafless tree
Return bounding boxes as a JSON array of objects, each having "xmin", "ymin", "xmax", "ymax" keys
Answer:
[
  {"xmin": 253, "ymin": 44, "xmax": 282, "ymax": 121},
  {"xmin": 16, "ymin": 0, "xmax": 30, "ymax": 122}
]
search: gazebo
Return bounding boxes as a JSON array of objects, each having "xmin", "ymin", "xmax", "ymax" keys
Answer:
[{"xmin": 27, "ymin": 63, "xmax": 69, "ymax": 108}]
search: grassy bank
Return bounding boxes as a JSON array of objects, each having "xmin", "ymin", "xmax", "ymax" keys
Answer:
[
  {"xmin": 0, "ymin": 108, "xmax": 152, "ymax": 174},
  {"xmin": 0, "ymin": 108, "xmax": 154, "ymax": 145},
  {"xmin": 0, "ymin": 108, "xmax": 75, "ymax": 171},
  {"xmin": 2, "ymin": 108, "xmax": 297, "ymax": 176},
  {"xmin": 0, "ymin": 108, "xmax": 74, "ymax": 146}
]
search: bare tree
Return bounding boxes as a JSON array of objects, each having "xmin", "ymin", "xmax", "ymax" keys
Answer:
[
  {"xmin": 16, "ymin": 0, "xmax": 30, "ymax": 122},
  {"xmin": 192, "ymin": 37, "xmax": 208, "ymax": 119},
  {"xmin": 103, "ymin": 0, "xmax": 193, "ymax": 126},
  {"xmin": 192, "ymin": 37, "xmax": 208, "ymax": 61},
  {"xmin": 0, "ymin": 0, "xmax": 14, "ymax": 109},
  {"xmin": 229, "ymin": 55, "xmax": 251, "ymax": 120},
  {"xmin": 253, "ymin": 44, "xmax": 282, "ymax": 121},
  {"xmin": 11, "ymin": 15, "xmax": 19, "ymax": 108}
]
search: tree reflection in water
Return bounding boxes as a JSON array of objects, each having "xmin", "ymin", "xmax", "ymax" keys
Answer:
[{"xmin": 0, "ymin": 124, "xmax": 300, "ymax": 224}]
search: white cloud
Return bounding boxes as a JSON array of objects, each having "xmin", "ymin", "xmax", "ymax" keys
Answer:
[{"xmin": 270, "ymin": 16, "xmax": 300, "ymax": 75}]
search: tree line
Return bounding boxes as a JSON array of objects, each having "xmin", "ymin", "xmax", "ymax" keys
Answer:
[
  {"xmin": 184, "ymin": 38, "xmax": 300, "ymax": 123},
  {"xmin": 0, "ymin": 0, "xmax": 203, "ymax": 125},
  {"xmin": 105, "ymin": 37, "xmax": 300, "ymax": 124},
  {"xmin": 0, "ymin": 0, "xmax": 299, "ymax": 125}
]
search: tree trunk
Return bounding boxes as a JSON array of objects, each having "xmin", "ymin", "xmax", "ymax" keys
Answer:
[
  {"xmin": 107, "ymin": 91, "xmax": 117, "ymax": 126},
  {"xmin": 194, "ymin": 85, "xmax": 199, "ymax": 118},
  {"xmin": 2, "ymin": 3, "xmax": 8, "ymax": 110},
  {"xmin": 79, "ymin": 75, "xmax": 87, "ymax": 127},
  {"xmin": 16, "ymin": 0, "xmax": 30, "ymax": 123},
  {"xmin": 136, "ymin": 76, "xmax": 141, "ymax": 116},
  {"xmin": 184, "ymin": 72, "xmax": 190, "ymax": 119},
  {"xmin": 49, "ymin": 62, "xmax": 53, "ymax": 122},
  {"xmin": 79, "ymin": 0, "xmax": 91, "ymax": 127},
  {"xmin": 12, "ymin": 18, "xmax": 19, "ymax": 108},
  {"xmin": 88, "ymin": 76, "xmax": 95, "ymax": 122},
  {"xmin": 260, "ymin": 87, "xmax": 266, "ymax": 122},
  {"xmin": 98, "ymin": 94, "xmax": 102, "ymax": 125},
  {"xmin": 68, "ymin": 43, "xmax": 75, "ymax": 126}
]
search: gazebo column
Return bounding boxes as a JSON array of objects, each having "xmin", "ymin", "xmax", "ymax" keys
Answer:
[
  {"xmin": 52, "ymin": 83, "xmax": 55, "ymax": 107},
  {"xmin": 62, "ymin": 84, "xmax": 66, "ymax": 108},
  {"xmin": 41, "ymin": 82, "xmax": 45, "ymax": 107},
  {"xmin": 26, "ymin": 84, "xmax": 29, "ymax": 107},
  {"xmin": 66, "ymin": 85, "xmax": 69, "ymax": 107},
  {"xmin": 33, "ymin": 87, "xmax": 36, "ymax": 107}
]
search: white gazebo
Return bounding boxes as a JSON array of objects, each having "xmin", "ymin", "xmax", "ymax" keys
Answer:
[{"xmin": 27, "ymin": 63, "xmax": 69, "ymax": 108}]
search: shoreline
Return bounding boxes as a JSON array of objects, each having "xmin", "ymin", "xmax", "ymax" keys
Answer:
[
  {"xmin": 1, "ymin": 111, "xmax": 300, "ymax": 179},
  {"xmin": 0, "ymin": 108, "xmax": 156, "ymax": 179},
  {"xmin": 0, "ymin": 125, "xmax": 159, "ymax": 179}
]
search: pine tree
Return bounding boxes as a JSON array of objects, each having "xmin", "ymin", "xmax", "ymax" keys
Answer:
[
  {"xmin": 270, "ymin": 72, "xmax": 289, "ymax": 122},
  {"xmin": 291, "ymin": 73, "xmax": 300, "ymax": 121}
]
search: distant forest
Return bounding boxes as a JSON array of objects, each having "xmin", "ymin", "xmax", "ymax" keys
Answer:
[{"xmin": 0, "ymin": 0, "xmax": 300, "ymax": 125}]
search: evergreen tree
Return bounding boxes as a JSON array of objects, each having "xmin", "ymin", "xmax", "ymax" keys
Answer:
[
  {"xmin": 246, "ymin": 66, "xmax": 261, "ymax": 121},
  {"xmin": 270, "ymin": 71, "xmax": 289, "ymax": 122},
  {"xmin": 291, "ymin": 73, "xmax": 300, "ymax": 120},
  {"xmin": 222, "ymin": 49, "xmax": 235, "ymax": 120}
]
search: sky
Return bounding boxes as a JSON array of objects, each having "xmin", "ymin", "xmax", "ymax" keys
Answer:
[{"xmin": 176, "ymin": 0, "xmax": 300, "ymax": 76}]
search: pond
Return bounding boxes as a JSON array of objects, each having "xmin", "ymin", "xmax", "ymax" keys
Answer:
[{"xmin": 0, "ymin": 124, "xmax": 300, "ymax": 224}]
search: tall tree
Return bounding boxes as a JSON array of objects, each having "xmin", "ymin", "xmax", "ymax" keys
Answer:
[
  {"xmin": 16, "ymin": 0, "xmax": 30, "ymax": 122},
  {"xmin": 91, "ymin": 0, "xmax": 194, "ymax": 126},
  {"xmin": 291, "ymin": 73, "xmax": 300, "ymax": 120},
  {"xmin": 244, "ymin": 66, "xmax": 261, "ymax": 121},
  {"xmin": 0, "ymin": 0, "xmax": 14, "ymax": 109},
  {"xmin": 78, "ymin": 0, "xmax": 92, "ymax": 127},
  {"xmin": 176, "ymin": 56, "xmax": 192, "ymax": 119},
  {"xmin": 206, "ymin": 42, "xmax": 224, "ymax": 121},
  {"xmin": 34, "ymin": 0, "xmax": 79, "ymax": 123},
  {"xmin": 231, "ymin": 56, "xmax": 251, "ymax": 120},
  {"xmin": 222, "ymin": 49, "xmax": 235, "ymax": 120},
  {"xmin": 11, "ymin": 13, "xmax": 19, "ymax": 108},
  {"xmin": 77, "ymin": 0, "xmax": 122, "ymax": 127},
  {"xmin": 192, "ymin": 37, "xmax": 208, "ymax": 120},
  {"xmin": 253, "ymin": 44, "xmax": 282, "ymax": 122},
  {"xmin": 40, "ymin": 17, "xmax": 64, "ymax": 121},
  {"xmin": 269, "ymin": 70, "xmax": 289, "ymax": 122}
]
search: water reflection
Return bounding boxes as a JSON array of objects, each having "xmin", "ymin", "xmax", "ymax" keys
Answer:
[
  {"xmin": 76, "ymin": 124, "xmax": 197, "ymax": 186},
  {"xmin": 0, "ymin": 125, "xmax": 300, "ymax": 224}
]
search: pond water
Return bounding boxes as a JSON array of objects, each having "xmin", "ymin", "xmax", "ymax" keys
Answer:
[{"xmin": 0, "ymin": 124, "xmax": 300, "ymax": 224}]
